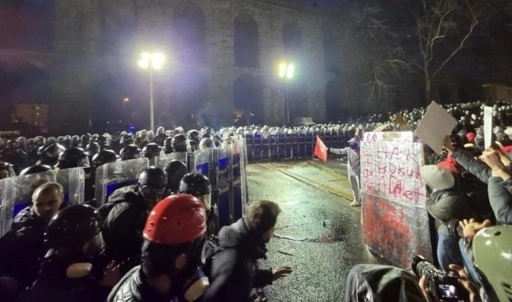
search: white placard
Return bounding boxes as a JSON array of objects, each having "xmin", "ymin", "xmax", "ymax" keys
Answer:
[
  {"xmin": 484, "ymin": 106, "xmax": 493, "ymax": 148},
  {"xmin": 415, "ymin": 101, "xmax": 457, "ymax": 154}
]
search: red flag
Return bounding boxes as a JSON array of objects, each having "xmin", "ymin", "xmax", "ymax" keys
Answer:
[{"xmin": 313, "ymin": 136, "xmax": 328, "ymax": 163}]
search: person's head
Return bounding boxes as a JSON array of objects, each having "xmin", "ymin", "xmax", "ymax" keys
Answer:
[
  {"xmin": 141, "ymin": 194, "xmax": 206, "ymax": 291},
  {"xmin": 179, "ymin": 173, "xmax": 212, "ymax": 210},
  {"xmin": 142, "ymin": 143, "xmax": 162, "ymax": 160},
  {"xmin": 120, "ymin": 144, "xmax": 141, "ymax": 161},
  {"xmin": 420, "ymin": 165, "xmax": 455, "ymax": 191},
  {"xmin": 348, "ymin": 137, "xmax": 359, "ymax": 150},
  {"xmin": 199, "ymin": 138, "xmax": 214, "ymax": 150},
  {"xmin": 245, "ymin": 200, "xmax": 281, "ymax": 243},
  {"xmin": 0, "ymin": 161, "xmax": 15, "ymax": 179},
  {"xmin": 32, "ymin": 182, "xmax": 64, "ymax": 221},
  {"xmin": 171, "ymin": 134, "xmax": 188, "ymax": 153},
  {"xmin": 138, "ymin": 167, "xmax": 167, "ymax": 207},
  {"xmin": 157, "ymin": 127, "xmax": 165, "ymax": 135},
  {"xmin": 91, "ymin": 149, "xmax": 117, "ymax": 169},
  {"xmin": 164, "ymin": 160, "xmax": 188, "ymax": 194},
  {"xmin": 56, "ymin": 147, "xmax": 89, "ymax": 169}
]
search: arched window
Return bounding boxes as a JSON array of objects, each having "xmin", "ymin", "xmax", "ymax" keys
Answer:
[
  {"xmin": 172, "ymin": 1, "xmax": 206, "ymax": 64},
  {"xmin": 172, "ymin": 72, "xmax": 208, "ymax": 128},
  {"xmin": 282, "ymin": 22, "xmax": 302, "ymax": 59},
  {"xmin": 234, "ymin": 13, "xmax": 259, "ymax": 67},
  {"xmin": 323, "ymin": 29, "xmax": 340, "ymax": 73},
  {"xmin": 234, "ymin": 74, "xmax": 264, "ymax": 124},
  {"xmin": 0, "ymin": 0, "xmax": 55, "ymax": 51}
]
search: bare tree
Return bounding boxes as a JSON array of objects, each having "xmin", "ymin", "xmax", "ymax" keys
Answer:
[
  {"xmin": 348, "ymin": 5, "xmax": 408, "ymax": 105},
  {"xmin": 401, "ymin": 0, "xmax": 503, "ymax": 104}
]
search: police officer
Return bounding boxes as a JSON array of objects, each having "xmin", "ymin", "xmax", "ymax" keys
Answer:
[
  {"xmin": 179, "ymin": 173, "xmax": 217, "ymax": 235},
  {"xmin": 55, "ymin": 147, "xmax": 90, "ymax": 169},
  {"xmin": 0, "ymin": 161, "xmax": 15, "ymax": 179},
  {"xmin": 119, "ymin": 144, "xmax": 141, "ymax": 161},
  {"xmin": 171, "ymin": 134, "xmax": 189, "ymax": 153},
  {"xmin": 23, "ymin": 204, "xmax": 120, "ymax": 302},
  {"xmin": 0, "ymin": 182, "xmax": 65, "ymax": 295},
  {"xmin": 164, "ymin": 160, "xmax": 188, "ymax": 196},
  {"xmin": 107, "ymin": 194, "xmax": 208, "ymax": 302},
  {"xmin": 152, "ymin": 126, "xmax": 168, "ymax": 146},
  {"xmin": 37, "ymin": 143, "xmax": 66, "ymax": 167},
  {"xmin": 91, "ymin": 149, "xmax": 117, "ymax": 170},
  {"xmin": 142, "ymin": 143, "xmax": 162, "ymax": 161},
  {"xmin": 101, "ymin": 167, "xmax": 167, "ymax": 272}
]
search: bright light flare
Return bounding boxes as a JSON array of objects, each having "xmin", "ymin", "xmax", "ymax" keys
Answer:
[
  {"xmin": 278, "ymin": 62, "xmax": 295, "ymax": 79},
  {"xmin": 138, "ymin": 52, "xmax": 166, "ymax": 70}
]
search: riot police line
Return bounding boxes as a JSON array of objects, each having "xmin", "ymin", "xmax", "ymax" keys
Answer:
[
  {"xmin": 244, "ymin": 126, "xmax": 356, "ymax": 161},
  {"xmin": 0, "ymin": 136, "xmax": 248, "ymax": 238}
]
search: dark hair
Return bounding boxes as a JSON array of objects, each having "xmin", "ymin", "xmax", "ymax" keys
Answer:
[{"xmin": 246, "ymin": 200, "xmax": 281, "ymax": 234}]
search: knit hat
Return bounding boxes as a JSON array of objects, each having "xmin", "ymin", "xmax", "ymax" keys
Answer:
[{"xmin": 420, "ymin": 165, "xmax": 455, "ymax": 190}]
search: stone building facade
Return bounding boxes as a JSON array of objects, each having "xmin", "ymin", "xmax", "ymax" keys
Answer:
[{"xmin": 0, "ymin": 0, "xmax": 344, "ymax": 133}]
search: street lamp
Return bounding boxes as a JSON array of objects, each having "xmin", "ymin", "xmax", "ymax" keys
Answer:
[
  {"xmin": 138, "ymin": 51, "xmax": 166, "ymax": 131},
  {"xmin": 278, "ymin": 61, "xmax": 295, "ymax": 125}
]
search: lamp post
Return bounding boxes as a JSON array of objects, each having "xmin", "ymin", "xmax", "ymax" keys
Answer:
[
  {"xmin": 278, "ymin": 61, "xmax": 295, "ymax": 125},
  {"xmin": 138, "ymin": 52, "xmax": 165, "ymax": 131}
]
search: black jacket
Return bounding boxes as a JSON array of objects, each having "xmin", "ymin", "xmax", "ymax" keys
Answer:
[
  {"xmin": 103, "ymin": 186, "xmax": 150, "ymax": 271},
  {"xmin": 21, "ymin": 253, "xmax": 111, "ymax": 302},
  {"xmin": 201, "ymin": 218, "xmax": 273, "ymax": 302},
  {"xmin": 107, "ymin": 266, "xmax": 173, "ymax": 302},
  {"xmin": 0, "ymin": 206, "xmax": 48, "ymax": 289}
]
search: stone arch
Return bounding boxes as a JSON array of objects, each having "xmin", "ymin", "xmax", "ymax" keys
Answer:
[
  {"xmin": 282, "ymin": 22, "xmax": 303, "ymax": 59},
  {"xmin": 325, "ymin": 78, "xmax": 344, "ymax": 122},
  {"xmin": 0, "ymin": 0, "xmax": 55, "ymax": 51},
  {"xmin": 234, "ymin": 74, "xmax": 264, "ymax": 125},
  {"xmin": 234, "ymin": 13, "xmax": 259, "ymax": 67},
  {"xmin": 172, "ymin": 1, "xmax": 206, "ymax": 64}
]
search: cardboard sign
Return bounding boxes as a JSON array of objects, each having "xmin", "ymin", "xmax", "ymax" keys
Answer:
[{"xmin": 416, "ymin": 101, "xmax": 457, "ymax": 154}]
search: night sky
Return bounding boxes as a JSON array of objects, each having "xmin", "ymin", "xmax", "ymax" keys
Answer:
[{"xmin": 286, "ymin": 0, "xmax": 347, "ymax": 12}]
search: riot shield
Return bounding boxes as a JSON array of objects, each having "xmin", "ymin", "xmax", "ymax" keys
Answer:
[
  {"xmin": 0, "ymin": 168, "xmax": 85, "ymax": 237},
  {"xmin": 151, "ymin": 150, "xmax": 172, "ymax": 169},
  {"xmin": 168, "ymin": 152, "xmax": 190, "ymax": 171},
  {"xmin": 216, "ymin": 146, "xmax": 232, "ymax": 228},
  {"xmin": 94, "ymin": 158, "xmax": 149, "ymax": 205},
  {"xmin": 230, "ymin": 137, "xmax": 248, "ymax": 221}
]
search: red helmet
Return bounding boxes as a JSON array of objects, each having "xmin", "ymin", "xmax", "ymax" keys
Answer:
[{"xmin": 143, "ymin": 194, "xmax": 206, "ymax": 245}]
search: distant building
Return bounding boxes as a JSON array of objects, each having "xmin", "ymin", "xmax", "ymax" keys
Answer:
[
  {"xmin": 12, "ymin": 104, "xmax": 49, "ymax": 132},
  {"xmin": 0, "ymin": 0, "xmax": 345, "ymax": 133}
]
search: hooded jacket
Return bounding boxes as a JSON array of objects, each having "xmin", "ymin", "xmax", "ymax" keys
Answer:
[
  {"xmin": 107, "ymin": 266, "xmax": 172, "ymax": 302},
  {"xmin": 487, "ymin": 177, "xmax": 512, "ymax": 224},
  {"xmin": 421, "ymin": 166, "xmax": 473, "ymax": 235},
  {"xmin": 102, "ymin": 186, "xmax": 149, "ymax": 272},
  {"xmin": 201, "ymin": 218, "xmax": 273, "ymax": 302}
]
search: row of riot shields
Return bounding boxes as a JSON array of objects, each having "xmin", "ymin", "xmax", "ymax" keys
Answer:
[
  {"xmin": 245, "ymin": 128, "xmax": 355, "ymax": 162},
  {"xmin": 192, "ymin": 139, "xmax": 248, "ymax": 228},
  {"xmin": 0, "ymin": 167, "xmax": 85, "ymax": 237},
  {"xmin": 0, "ymin": 137, "xmax": 249, "ymax": 237}
]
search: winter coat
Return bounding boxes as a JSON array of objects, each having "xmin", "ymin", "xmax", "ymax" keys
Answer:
[
  {"xmin": 0, "ymin": 206, "xmax": 48, "ymax": 289},
  {"xmin": 107, "ymin": 266, "xmax": 172, "ymax": 302},
  {"xmin": 201, "ymin": 218, "xmax": 273, "ymax": 302},
  {"xmin": 20, "ymin": 254, "xmax": 111, "ymax": 302},
  {"xmin": 344, "ymin": 264, "xmax": 425, "ymax": 302},
  {"xmin": 451, "ymin": 149, "xmax": 491, "ymax": 183},
  {"xmin": 487, "ymin": 177, "xmax": 512, "ymax": 224},
  {"xmin": 330, "ymin": 147, "xmax": 360, "ymax": 177},
  {"xmin": 102, "ymin": 186, "xmax": 150, "ymax": 271}
]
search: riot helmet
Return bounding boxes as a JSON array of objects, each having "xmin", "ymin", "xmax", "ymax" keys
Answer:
[
  {"xmin": 20, "ymin": 164, "xmax": 52, "ymax": 176},
  {"xmin": 37, "ymin": 143, "xmax": 66, "ymax": 167},
  {"xmin": 91, "ymin": 149, "xmax": 117, "ymax": 169},
  {"xmin": 157, "ymin": 127, "xmax": 165, "ymax": 135},
  {"xmin": 187, "ymin": 130, "xmax": 200, "ymax": 143},
  {"xmin": 472, "ymin": 226, "xmax": 512, "ymax": 302},
  {"xmin": 56, "ymin": 147, "xmax": 90, "ymax": 169},
  {"xmin": 179, "ymin": 173, "xmax": 212, "ymax": 210},
  {"xmin": 199, "ymin": 138, "xmax": 214, "ymax": 150},
  {"xmin": 45, "ymin": 205, "xmax": 105, "ymax": 265},
  {"xmin": 171, "ymin": 134, "xmax": 188, "ymax": 152},
  {"xmin": 85, "ymin": 142, "xmax": 100, "ymax": 157},
  {"xmin": 142, "ymin": 143, "xmax": 162, "ymax": 160},
  {"xmin": 0, "ymin": 161, "xmax": 16, "ymax": 179},
  {"xmin": 120, "ymin": 144, "xmax": 141, "ymax": 161},
  {"xmin": 71, "ymin": 135, "xmax": 81, "ymax": 148},
  {"xmin": 164, "ymin": 160, "xmax": 188, "ymax": 194},
  {"xmin": 138, "ymin": 167, "xmax": 167, "ymax": 207}
]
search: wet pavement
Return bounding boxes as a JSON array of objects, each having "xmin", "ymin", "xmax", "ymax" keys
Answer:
[{"xmin": 246, "ymin": 160, "xmax": 381, "ymax": 302}]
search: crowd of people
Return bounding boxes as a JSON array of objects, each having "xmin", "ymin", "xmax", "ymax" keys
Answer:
[{"xmin": 0, "ymin": 100, "xmax": 510, "ymax": 301}]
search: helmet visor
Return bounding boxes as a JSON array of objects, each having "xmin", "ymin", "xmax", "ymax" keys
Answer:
[
  {"xmin": 83, "ymin": 232, "xmax": 105, "ymax": 258},
  {"xmin": 197, "ymin": 193, "xmax": 212, "ymax": 211}
]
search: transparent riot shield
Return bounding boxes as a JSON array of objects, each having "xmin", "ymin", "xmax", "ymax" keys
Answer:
[
  {"xmin": 168, "ymin": 152, "xmax": 190, "ymax": 172},
  {"xmin": 216, "ymin": 146, "xmax": 232, "ymax": 228},
  {"xmin": 151, "ymin": 150, "xmax": 172, "ymax": 169},
  {"xmin": 230, "ymin": 137, "xmax": 248, "ymax": 221},
  {"xmin": 94, "ymin": 158, "xmax": 149, "ymax": 205},
  {"xmin": 0, "ymin": 168, "xmax": 85, "ymax": 237}
]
